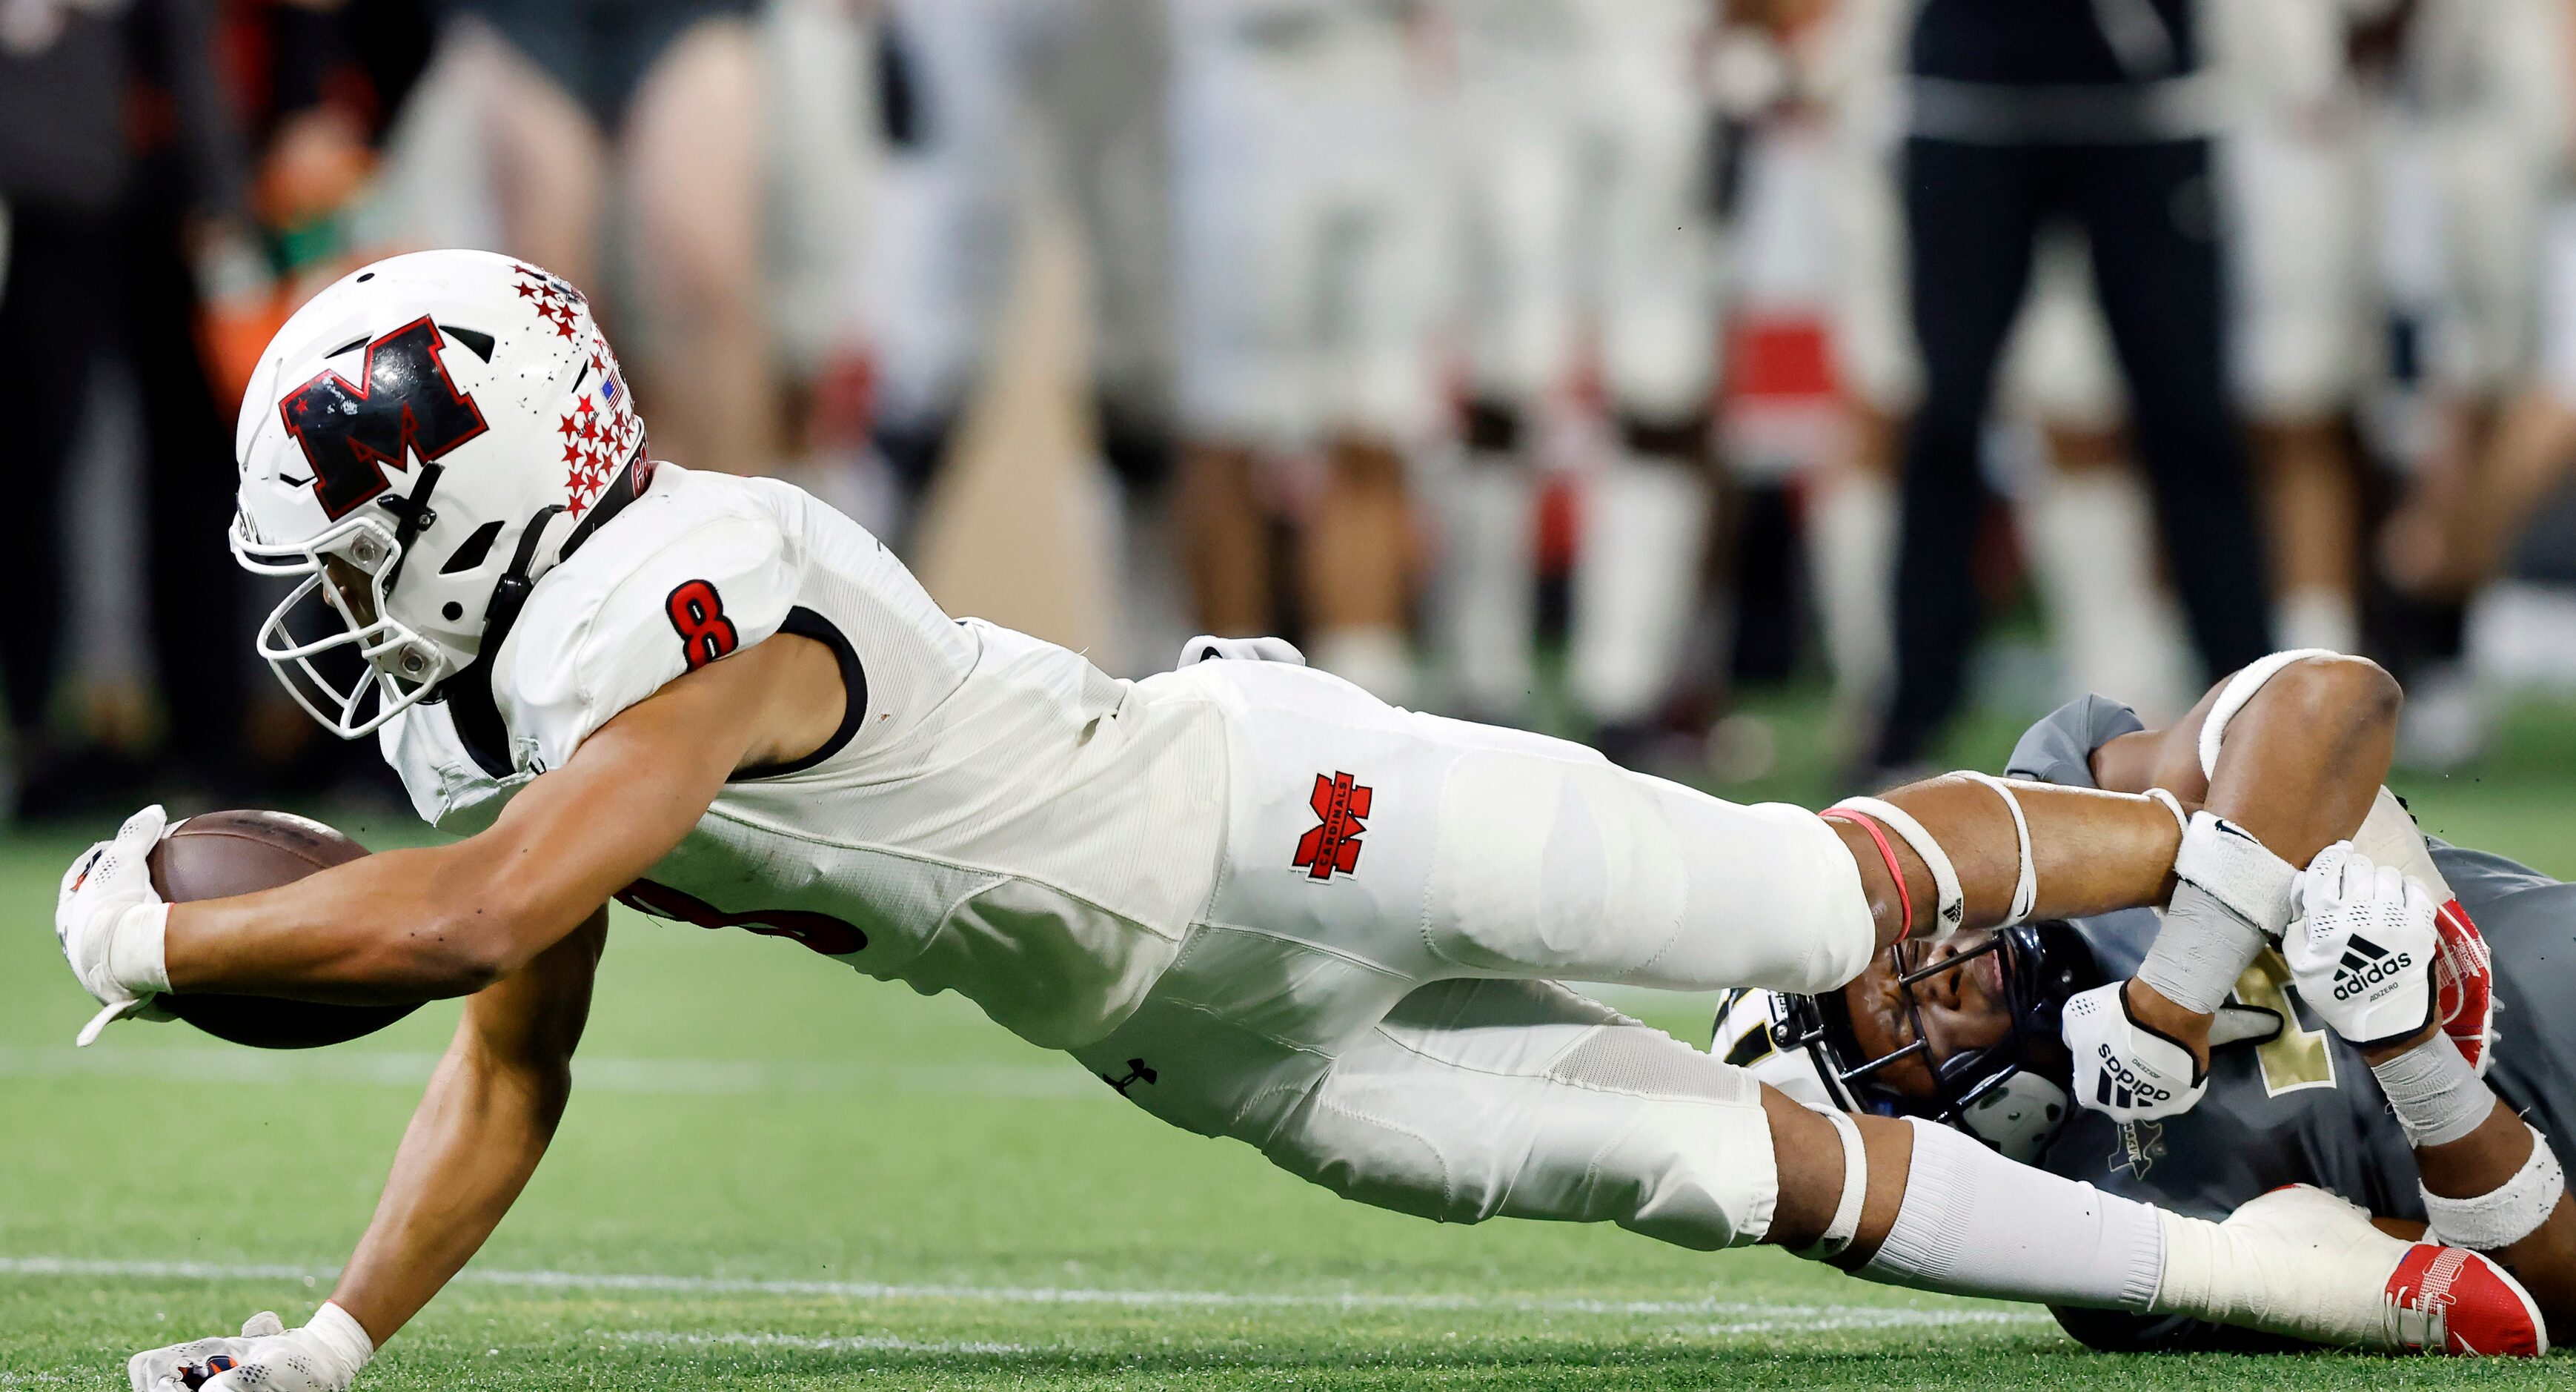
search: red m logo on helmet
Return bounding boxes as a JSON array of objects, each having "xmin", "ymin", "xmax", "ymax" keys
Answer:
[{"xmin": 278, "ymin": 316, "xmax": 489, "ymax": 519}]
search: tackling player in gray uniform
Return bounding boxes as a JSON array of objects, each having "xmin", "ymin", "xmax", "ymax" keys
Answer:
[{"xmin": 1747, "ymin": 683, "xmax": 2576, "ymax": 1351}]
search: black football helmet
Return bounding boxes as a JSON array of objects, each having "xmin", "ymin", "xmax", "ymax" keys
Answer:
[{"xmin": 1766, "ymin": 921, "xmax": 2106, "ymax": 1161}]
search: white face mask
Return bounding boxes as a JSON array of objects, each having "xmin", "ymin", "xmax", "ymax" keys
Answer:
[{"xmin": 231, "ymin": 511, "xmax": 451, "ymax": 738}]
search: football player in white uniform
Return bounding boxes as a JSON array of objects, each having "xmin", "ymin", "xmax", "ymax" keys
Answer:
[
  {"xmin": 1435, "ymin": 0, "xmax": 1723, "ymax": 740},
  {"xmin": 59, "ymin": 253, "xmax": 2548, "ymax": 1390},
  {"xmin": 1168, "ymin": 0, "xmax": 1439, "ymax": 701}
]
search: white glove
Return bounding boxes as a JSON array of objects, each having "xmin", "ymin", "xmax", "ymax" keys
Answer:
[
  {"xmin": 56, "ymin": 805, "xmax": 173, "ymax": 1046},
  {"xmin": 2285, "ymin": 841, "xmax": 2439, "ymax": 1050},
  {"xmin": 1176, "ymin": 634, "xmax": 1305, "ymax": 669},
  {"xmin": 130, "ymin": 1305, "xmax": 373, "ymax": 1392},
  {"xmin": 2062, "ymin": 981, "xmax": 2284, "ymax": 1121}
]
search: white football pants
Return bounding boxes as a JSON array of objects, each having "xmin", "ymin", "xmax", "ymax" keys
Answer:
[{"xmin": 1076, "ymin": 659, "xmax": 1876, "ymax": 1249}]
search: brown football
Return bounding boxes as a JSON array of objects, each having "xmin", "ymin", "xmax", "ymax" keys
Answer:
[{"xmin": 146, "ymin": 809, "xmax": 421, "ymax": 1049}]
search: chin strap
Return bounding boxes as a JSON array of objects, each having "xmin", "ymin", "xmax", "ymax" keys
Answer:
[
  {"xmin": 374, "ymin": 460, "xmax": 445, "ymax": 597},
  {"xmin": 477, "ymin": 504, "xmax": 567, "ymax": 659}
]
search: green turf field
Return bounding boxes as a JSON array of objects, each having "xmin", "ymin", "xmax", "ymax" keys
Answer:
[{"xmin": 10, "ymin": 701, "xmax": 2576, "ymax": 1388}]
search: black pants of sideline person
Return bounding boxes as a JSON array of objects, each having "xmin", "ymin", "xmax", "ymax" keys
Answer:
[{"xmin": 1874, "ymin": 136, "xmax": 2273, "ymax": 770}]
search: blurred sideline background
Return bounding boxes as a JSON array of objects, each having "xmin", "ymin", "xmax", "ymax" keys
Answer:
[{"xmin": 13, "ymin": 0, "xmax": 2576, "ymax": 827}]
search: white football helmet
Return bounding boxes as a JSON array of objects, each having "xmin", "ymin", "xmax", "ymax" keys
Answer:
[{"xmin": 231, "ymin": 250, "xmax": 650, "ymax": 737}]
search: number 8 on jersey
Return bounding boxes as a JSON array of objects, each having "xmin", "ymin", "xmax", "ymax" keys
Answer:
[{"xmin": 666, "ymin": 580, "xmax": 739, "ymax": 670}]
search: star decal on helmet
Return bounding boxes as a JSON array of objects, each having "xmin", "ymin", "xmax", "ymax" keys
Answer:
[{"xmin": 508, "ymin": 264, "xmax": 642, "ymax": 518}]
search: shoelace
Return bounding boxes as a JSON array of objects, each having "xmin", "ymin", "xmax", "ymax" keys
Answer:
[{"xmin": 2383, "ymin": 1247, "xmax": 2464, "ymax": 1353}]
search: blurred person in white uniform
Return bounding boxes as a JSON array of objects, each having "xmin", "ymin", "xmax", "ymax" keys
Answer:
[
  {"xmin": 1435, "ymin": 0, "xmax": 1724, "ymax": 742},
  {"xmin": 1172, "ymin": 0, "xmax": 1439, "ymax": 703},
  {"xmin": 2381, "ymin": 0, "xmax": 2575, "ymax": 602},
  {"xmin": 2210, "ymin": 0, "xmax": 2383, "ymax": 656},
  {"xmin": 859, "ymin": 0, "xmax": 1186, "ymax": 677},
  {"xmin": 862, "ymin": 0, "xmax": 1175, "ymax": 560}
]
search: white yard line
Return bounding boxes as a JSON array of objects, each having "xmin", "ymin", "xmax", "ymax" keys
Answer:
[
  {"xmin": 603, "ymin": 1330, "xmax": 1036, "ymax": 1356},
  {"xmin": 0, "ymin": 1256, "xmax": 2048, "ymax": 1328},
  {"xmin": 0, "ymin": 1047, "xmax": 1098, "ymax": 1098}
]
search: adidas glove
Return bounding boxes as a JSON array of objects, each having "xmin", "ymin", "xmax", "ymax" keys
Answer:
[
  {"xmin": 2285, "ymin": 841, "xmax": 2438, "ymax": 1050},
  {"xmin": 130, "ymin": 1306, "xmax": 373, "ymax": 1392},
  {"xmin": 56, "ymin": 806, "xmax": 173, "ymax": 1046},
  {"xmin": 2063, "ymin": 981, "xmax": 2283, "ymax": 1121}
]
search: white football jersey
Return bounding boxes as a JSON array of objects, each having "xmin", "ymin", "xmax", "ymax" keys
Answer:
[{"xmin": 379, "ymin": 465, "xmax": 1227, "ymax": 1049}]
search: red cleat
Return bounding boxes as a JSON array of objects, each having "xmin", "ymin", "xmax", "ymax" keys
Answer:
[{"xmin": 2383, "ymin": 1243, "xmax": 2548, "ymax": 1356}]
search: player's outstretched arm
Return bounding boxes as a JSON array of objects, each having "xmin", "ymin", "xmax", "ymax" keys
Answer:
[
  {"xmin": 331, "ymin": 906, "xmax": 607, "ymax": 1347},
  {"xmin": 124, "ymin": 910, "xmax": 608, "ymax": 1391},
  {"xmin": 151, "ymin": 630, "xmax": 846, "ymax": 1004}
]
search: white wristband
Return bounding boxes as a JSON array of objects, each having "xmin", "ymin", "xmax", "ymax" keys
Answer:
[
  {"xmin": 2172, "ymin": 812, "xmax": 2296, "ymax": 941},
  {"xmin": 2422, "ymin": 1127, "xmax": 2566, "ymax": 1251}
]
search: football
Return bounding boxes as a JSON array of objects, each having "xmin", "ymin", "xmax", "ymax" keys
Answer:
[{"xmin": 146, "ymin": 809, "xmax": 421, "ymax": 1049}]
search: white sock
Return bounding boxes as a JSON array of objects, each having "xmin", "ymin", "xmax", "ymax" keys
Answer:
[
  {"xmin": 2277, "ymin": 586, "xmax": 2360, "ymax": 656},
  {"xmin": 1810, "ymin": 468, "xmax": 1894, "ymax": 715},
  {"xmin": 1436, "ymin": 454, "xmax": 1536, "ymax": 716},
  {"xmin": 2021, "ymin": 467, "xmax": 2191, "ymax": 723},
  {"xmin": 1858, "ymin": 1117, "xmax": 2163, "ymax": 1310},
  {"xmin": 1570, "ymin": 456, "xmax": 1710, "ymax": 726},
  {"xmin": 1310, "ymin": 626, "xmax": 1415, "ymax": 706}
]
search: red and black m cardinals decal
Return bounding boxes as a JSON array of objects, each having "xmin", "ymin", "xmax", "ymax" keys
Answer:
[
  {"xmin": 278, "ymin": 317, "xmax": 489, "ymax": 519},
  {"xmin": 1293, "ymin": 772, "xmax": 1372, "ymax": 881}
]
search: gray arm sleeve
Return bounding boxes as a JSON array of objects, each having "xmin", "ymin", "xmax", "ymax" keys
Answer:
[{"xmin": 2005, "ymin": 695, "xmax": 2146, "ymax": 791}]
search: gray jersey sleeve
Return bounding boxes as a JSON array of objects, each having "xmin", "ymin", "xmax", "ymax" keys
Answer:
[{"xmin": 2005, "ymin": 695, "xmax": 2145, "ymax": 789}]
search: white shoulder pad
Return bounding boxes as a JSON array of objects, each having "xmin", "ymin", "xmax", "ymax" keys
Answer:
[{"xmin": 492, "ymin": 489, "xmax": 797, "ymax": 772}]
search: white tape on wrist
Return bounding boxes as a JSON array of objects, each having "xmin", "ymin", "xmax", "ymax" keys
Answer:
[
  {"xmin": 2422, "ymin": 1126, "xmax": 2566, "ymax": 1252},
  {"xmin": 108, "ymin": 901, "xmax": 172, "ymax": 995},
  {"xmin": 2137, "ymin": 883, "xmax": 2271, "ymax": 1015},
  {"xmin": 1828, "ymin": 796, "xmax": 1965, "ymax": 938},
  {"xmin": 308, "ymin": 1301, "xmax": 376, "ymax": 1376},
  {"xmin": 2196, "ymin": 648, "xmax": 2343, "ymax": 780},
  {"xmin": 1796, "ymin": 1108, "xmax": 1870, "ymax": 1262},
  {"xmin": 2172, "ymin": 812, "xmax": 2296, "ymax": 941},
  {"xmin": 1956, "ymin": 772, "xmax": 2039, "ymax": 927},
  {"xmin": 2372, "ymin": 1033, "xmax": 2494, "ymax": 1148}
]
